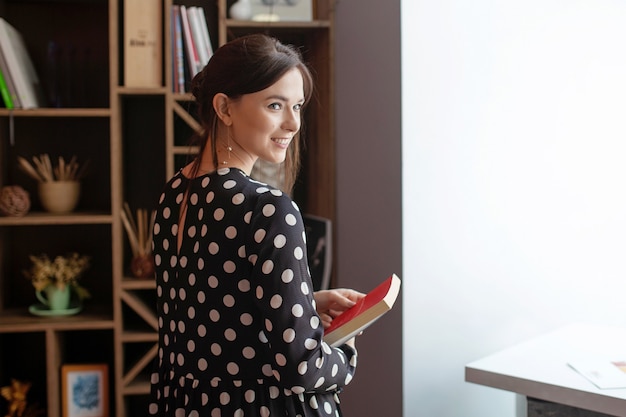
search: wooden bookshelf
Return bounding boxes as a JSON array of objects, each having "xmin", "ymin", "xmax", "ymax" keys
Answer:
[{"xmin": 0, "ymin": 0, "xmax": 336, "ymax": 416}]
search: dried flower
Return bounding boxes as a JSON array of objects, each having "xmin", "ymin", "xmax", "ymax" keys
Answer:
[{"xmin": 23, "ymin": 253, "xmax": 91, "ymax": 299}]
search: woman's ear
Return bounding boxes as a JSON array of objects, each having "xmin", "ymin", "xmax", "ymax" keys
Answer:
[{"xmin": 213, "ymin": 93, "xmax": 232, "ymax": 126}]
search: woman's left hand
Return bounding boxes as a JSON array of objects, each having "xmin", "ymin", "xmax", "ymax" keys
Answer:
[{"xmin": 314, "ymin": 288, "xmax": 365, "ymax": 329}]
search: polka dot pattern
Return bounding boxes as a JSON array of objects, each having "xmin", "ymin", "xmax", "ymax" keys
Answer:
[{"xmin": 149, "ymin": 168, "xmax": 357, "ymax": 416}]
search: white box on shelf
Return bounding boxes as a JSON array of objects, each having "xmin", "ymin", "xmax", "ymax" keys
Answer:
[{"xmin": 123, "ymin": 0, "xmax": 162, "ymax": 87}]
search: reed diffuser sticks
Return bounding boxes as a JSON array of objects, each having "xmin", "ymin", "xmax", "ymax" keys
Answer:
[
  {"xmin": 121, "ymin": 202, "xmax": 155, "ymax": 258},
  {"xmin": 18, "ymin": 154, "xmax": 88, "ymax": 182}
]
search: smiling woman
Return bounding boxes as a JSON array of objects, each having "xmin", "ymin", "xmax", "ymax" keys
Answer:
[
  {"xmin": 148, "ymin": 33, "xmax": 366, "ymax": 417},
  {"xmin": 209, "ymin": 67, "xmax": 304, "ymax": 173},
  {"xmin": 186, "ymin": 34, "xmax": 313, "ymax": 194}
]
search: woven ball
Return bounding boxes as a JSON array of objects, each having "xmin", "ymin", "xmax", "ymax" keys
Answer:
[{"xmin": 0, "ymin": 185, "xmax": 30, "ymax": 217}]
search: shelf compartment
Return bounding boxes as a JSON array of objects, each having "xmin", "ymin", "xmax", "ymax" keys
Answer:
[
  {"xmin": 122, "ymin": 342, "xmax": 157, "ymax": 387},
  {"xmin": 2, "ymin": 117, "xmax": 112, "ymax": 213},
  {"xmin": 120, "ymin": 290, "xmax": 158, "ymax": 331},
  {"xmin": 3, "ymin": 0, "xmax": 110, "ymax": 109},
  {"xmin": 0, "ymin": 332, "xmax": 49, "ymax": 412},
  {"xmin": 0, "ymin": 224, "xmax": 113, "ymax": 311},
  {"xmin": 120, "ymin": 95, "xmax": 166, "ymax": 209}
]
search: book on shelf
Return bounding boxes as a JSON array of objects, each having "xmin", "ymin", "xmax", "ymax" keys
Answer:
[
  {"xmin": 0, "ymin": 18, "xmax": 44, "ymax": 109},
  {"xmin": 195, "ymin": 7, "xmax": 214, "ymax": 60},
  {"xmin": 123, "ymin": 0, "xmax": 162, "ymax": 87},
  {"xmin": 171, "ymin": 5, "xmax": 185, "ymax": 93},
  {"xmin": 188, "ymin": 6, "xmax": 213, "ymax": 70},
  {"xmin": 0, "ymin": 46, "xmax": 20, "ymax": 108},
  {"xmin": 179, "ymin": 5, "xmax": 202, "ymax": 81},
  {"xmin": 323, "ymin": 274, "xmax": 401, "ymax": 347},
  {"xmin": 0, "ymin": 66, "xmax": 14, "ymax": 109},
  {"xmin": 187, "ymin": 7, "xmax": 210, "ymax": 71}
]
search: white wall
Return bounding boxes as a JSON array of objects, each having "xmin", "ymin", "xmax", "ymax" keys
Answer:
[{"xmin": 403, "ymin": 1, "xmax": 626, "ymax": 416}]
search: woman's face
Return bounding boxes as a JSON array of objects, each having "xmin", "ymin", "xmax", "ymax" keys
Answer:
[{"xmin": 228, "ymin": 68, "xmax": 304, "ymax": 165}]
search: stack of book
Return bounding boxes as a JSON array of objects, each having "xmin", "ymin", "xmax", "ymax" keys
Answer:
[
  {"xmin": 171, "ymin": 5, "xmax": 214, "ymax": 93},
  {"xmin": 0, "ymin": 18, "xmax": 45, "ymax": 109}
]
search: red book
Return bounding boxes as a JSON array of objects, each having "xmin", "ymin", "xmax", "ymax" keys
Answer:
[{"xmin": 323, "ymin": 274, "xmax": 401, "ymax": 347}]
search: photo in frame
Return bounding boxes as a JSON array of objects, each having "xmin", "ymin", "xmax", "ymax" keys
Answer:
[
  {"xmin": 250, "ymin": 0, "xmax": 314, "ymax": 22},
  {"xmin": 61, "ymin": 364, "xmax": 109, "ymax": 417}
]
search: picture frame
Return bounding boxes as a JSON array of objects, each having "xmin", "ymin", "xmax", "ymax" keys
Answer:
[
  {"xmin": 61, "ymin": 364, "xmax": 109, "ymax": 417},
  {"xmin": 250, "ymin": 0, "xmax": 314, "ymax": 22}
]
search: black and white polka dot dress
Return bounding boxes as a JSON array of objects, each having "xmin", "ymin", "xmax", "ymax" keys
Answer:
[{"xmin": 148, "ymin": 168, "xmax": 358, "ymax": 417}]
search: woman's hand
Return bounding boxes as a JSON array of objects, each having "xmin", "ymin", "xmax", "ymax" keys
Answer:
[{"xmin": 314, "ymin": 288, "xmax": 365, "ymax": 329}]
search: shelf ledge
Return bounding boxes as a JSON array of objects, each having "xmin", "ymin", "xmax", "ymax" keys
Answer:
[
  {"xmin": 0, "ymin": 307, "xmax": 114, "ymax": 333},
  {"xmin": 225, "ymin": 19, "xmax": 331, "ymax": 28},
  {"xmin": 0, "ymin": 212, "xmax": 113, "ymax": 226},
  {"xmin": 0, "ymin": 108, "xmax": 111, "ymax": 117}
]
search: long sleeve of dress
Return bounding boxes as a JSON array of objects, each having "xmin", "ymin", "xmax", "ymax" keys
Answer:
[{"xmin": 246, "ymin": 190, "xmax": 357, "ymax": 394}]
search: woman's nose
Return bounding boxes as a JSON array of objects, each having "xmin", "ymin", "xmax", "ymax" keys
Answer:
[{"xmin": 283, "ymin": 110, "xmax": 300, "ymax": 132}]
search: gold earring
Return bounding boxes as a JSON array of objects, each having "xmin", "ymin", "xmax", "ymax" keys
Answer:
[{"xmin": 222, "ymin": 134, "xmax": 232, "ymax": 165}]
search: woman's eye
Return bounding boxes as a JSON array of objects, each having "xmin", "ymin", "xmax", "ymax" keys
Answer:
[
  {"xmin": 293, "ymin": 103, "xmax": 302, "ymax": 111},
  {"xmin": 269, "ymin": 103, "xmax": 282, "ymax": 110}
]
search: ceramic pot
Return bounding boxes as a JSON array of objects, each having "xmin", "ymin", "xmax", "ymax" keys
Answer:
[
  {"xmin": 229, "ymin": 0, "xmax": 252, "ymax": 20},
  {"xmin": 131, "ymin": 254, "xmax": 155, "ymax": 279},
  {"xmin": 38, "ymin": 181, "xmax": 80, "ymax": 213},
  {"xmin": 36, "ymin": 285, "xmax": 71, "ymax": 310}
]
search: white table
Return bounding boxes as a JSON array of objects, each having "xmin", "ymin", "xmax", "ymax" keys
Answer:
[{"xmin": 465, "ymin": 323, "xmax": 626, "ymax": 417}]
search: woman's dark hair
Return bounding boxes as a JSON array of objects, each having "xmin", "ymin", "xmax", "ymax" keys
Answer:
[{"xmin": 189, "ymin": 33, "xmax": 314, "ymax": 193}]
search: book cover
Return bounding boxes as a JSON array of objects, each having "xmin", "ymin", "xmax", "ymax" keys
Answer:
[
  {"xmin": 0, "ymin": 66, "xmax": 14, "ymax": 109},
  {"xmin": 323, "ymin": 274, "xmax": 401, "ymax": 347},
  {"xmin": 124, "ymin": 0, "xmax": 162, "ymax": 87},
  {"xmin": 0, "ymin": 18, "xmax": 44, "ymax": 109}
]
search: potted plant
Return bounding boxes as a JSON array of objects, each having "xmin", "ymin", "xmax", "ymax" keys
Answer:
[
  {"xmin": 23, "ymin": 253, "xmax": 91, "ymax": 311},
  {"xmin": 17, "ymin": 154, "xmax": 89, "ymax": 213}
]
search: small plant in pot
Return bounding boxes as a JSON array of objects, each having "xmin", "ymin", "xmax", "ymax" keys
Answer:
[
  {"xmin": 23, "ymin": 252, "xmax": 91, "ymax": 311},
  {"xmin": 17, "ymin": 154, "xmax": 89, "ymax": 213}
]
